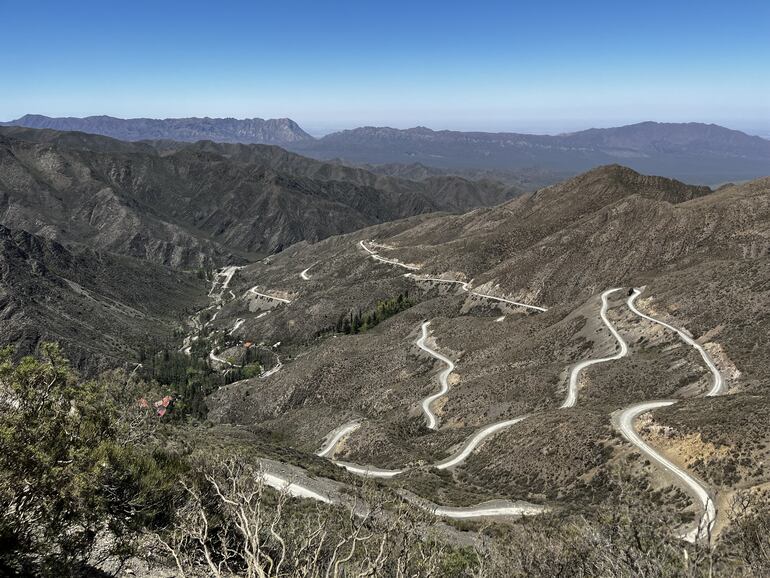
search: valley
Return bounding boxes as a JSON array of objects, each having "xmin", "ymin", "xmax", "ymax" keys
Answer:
[
  {"xmin": 1, "ymin": 127, "xmax": 768, "ymax": 576},
  {"xmin": 184, "ymin": 165, "xmax": 769, "ymax": 550},
  {"xmin": 4, "ymin": 1, "xmax": 769, "ymax": 573}
]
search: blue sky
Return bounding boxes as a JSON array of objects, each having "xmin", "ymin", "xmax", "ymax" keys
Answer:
[{"xmin": 1, "ymin": 0, "xmax": 768, "ymax": 135}]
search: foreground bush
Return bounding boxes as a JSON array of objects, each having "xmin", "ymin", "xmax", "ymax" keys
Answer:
[
  {"xmin": 0, "ymin": 344, "xmax": 184, "ymax": 576},
  {"xmin": 153, "ymin": 459, "xmax": 457, "ymax": 577}
]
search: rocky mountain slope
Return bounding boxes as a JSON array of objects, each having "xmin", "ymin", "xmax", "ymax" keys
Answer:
[
  {"xmin": 0, "ymin": 224, "xmax": 206, "ymax": 373},
  {"xmin": 1, "ymin": 114, "xmax": 314, "ymax": 145},
  {"xmin": 194, "ymin": 165, "xmax": 769, "ymax": 542},
  {"xmin": 290, "ymin": 121, "xmax": 770, "ymax": 185},
  {"xmin": 181, "ymin": 140, "xmax": 516, "ymax": 210},
  {"xmin": 1, "ymin": 138, "xmax": 768, "ymax": 568},
  {"xmin": 0, "ymin": 127, "xmax": 517, "ymax": 268}
]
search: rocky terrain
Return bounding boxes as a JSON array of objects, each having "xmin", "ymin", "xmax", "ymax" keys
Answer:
[
  {"xmin": 0, "ymin": 127, "xmax": 518, "ymax": 268},
  {"xmin": 0, "ymin": 124, "xmax": 768, "ymax": 572},
  {"xmin": 190, "ymin": 164, "xmax": 770, "ymax": 545},
  {"xmin": 0, "ymin": 224, "xmax": 205, "ymax": 372}
]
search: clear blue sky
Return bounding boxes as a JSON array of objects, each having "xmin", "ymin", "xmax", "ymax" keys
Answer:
[{"xmin": 1, "ymin": 0, "xmax": 768, "ymax": 135}]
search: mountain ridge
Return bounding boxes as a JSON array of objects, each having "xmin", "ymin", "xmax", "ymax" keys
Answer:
[
  {"xmin": 0, "ymin": 114, "xmax": 314, "ymax": 145},
  {"xmin": 4, "ymin": 116, "xmax": 768, "ymax": 184},
  {"xmin": 196, "ymin": 164, "xmax": 770, "ymax": 537},
  {"xmin": 0, "ymin": 127, "xmax": 518, "ymax": 268},
  {"xmin": 290, "ymin": 121, "xmax": 770, "ymax": 184},
  {"xmin": 0, "ymin": 222, "xmax": 205, "ymax": 372}
]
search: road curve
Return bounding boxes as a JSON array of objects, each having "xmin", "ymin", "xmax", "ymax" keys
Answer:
[
  {"xmin": 300, "ymin": 266, "xmax": 313, "ymax": 280},
  {"xmin": 209, "ymin": 348, "xmax": 241, "ymax": 368},
  {"xmin": 261, "ymin": 472, "xmax": 332, "ymax": 504},
  {"xmin": 245, "ymin": 286, "xmax": 292, "ymax": 304},
  {"xmin": 627, "ymin": 289, "xmax": 724, "ymax": 396},
  {"xmin": 407, "ymin": 274, "xmax": 471, "ymax": 292},
  {"xmin": 435, "ymin": 415, "xmax": 529, "ymax": 470},
  {"xmin": 408, "ymin": 274, "xmax": 548, "ymax": 312},
  {"xmin": 263, "ymin": 469, "xmax": 542, "ymax": 518},
  {"xmin": 615, "ymin": 400, "xmax": 716, "ymax": 542},
  {"xmin": 316, "ymin": 421, "xmax": 361, "ymax": 458},
  {"xmin": 322, "ymin": 414, "xmax": 531, "ymax": 477},
  {"xmin": 259, "ymin": 353, "xmax": 283, "ymax": 379},
  {"xmin": 425, "ymin": 501, "xmax": 547, "ymax": 519},
  {"xmin": 416, "ymin": 321, "xmax": 456, "ymax": 429},
  {"xmin": 209, "ymin": 265, "xmax": 243, "ymax": 300},
  {"xmin": 561, "ymin": 288, "xmax": 628, "ymax": 408},
  {"xmin": 359, "ymin": 240, "xmax": 421, "ymax": 271},
  {"xmin": 231, "ymin": 318, "xmax": 245, "ymax": 333}
]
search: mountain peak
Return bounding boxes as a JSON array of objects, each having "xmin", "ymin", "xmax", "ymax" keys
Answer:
[{"xmin": 533, "ymin": 163, "xmax": 713, "ymax": 210}]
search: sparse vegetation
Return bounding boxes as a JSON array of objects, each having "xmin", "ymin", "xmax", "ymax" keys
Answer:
[
  {"xmin": 320, "ymin": 291, "xmax": 415, "ymax": 336},
  {"xmin": 0, "ymin": 344, "xmax": 186, "ymax": 575},
  {"xmin": 1, "ymin": 124, "xmax": 770, "ymax": 577},
  {"xmin": 0, "ymin": 338, "xmax": 768, "ymax": 576}
]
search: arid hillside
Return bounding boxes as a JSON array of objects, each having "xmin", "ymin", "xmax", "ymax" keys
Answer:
[
  {"xmin": 0, "ymin": 127, "xmax": 518, "ymax": 268},
  {"xmin": 0, "ymin": 224, "xmax": 206, "ymax": 372},
  {"xmin": 196, "ymin": 165, "xmax": 769, "ymax": 546}
]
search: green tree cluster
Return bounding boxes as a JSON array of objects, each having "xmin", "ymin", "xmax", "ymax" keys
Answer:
[
  {"xmin": 140, "ymin": 344, "xmax": 261, "ymax": 420},
  {"xmin": 335, "ymin": 291, "xmax": 414, "ymax": 335}
]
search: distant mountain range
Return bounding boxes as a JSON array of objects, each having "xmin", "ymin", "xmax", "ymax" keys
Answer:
[
  {"xmin": 291, "ymin": 121, "xmax": 770, "ymax": 185},
  {"xmin": 0, "ymin": 114, "xmax": 313, "ymax": 145},
  {"xmin": 3, "ymin": 115, "xmax": 769, "ymax": 185}
]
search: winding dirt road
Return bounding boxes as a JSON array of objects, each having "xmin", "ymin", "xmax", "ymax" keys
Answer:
[
  {"xmin": 316, "ymin": 421, "xmax": 361, "ymax": 458},
  {"xmin": 201, "ymin": 249, "xmax": 727, "ymax": 532},
  {"xmin": 209, "ymin": 265, "xmax": 242, "ymax": 300},
  {"xmin": 209, "ymin": 348, "xmax": 241, "ymax": 368},
  {"xmin": 435, "ymin": 415, "xmax": 529, "ymax": 470},
  {"xmin": 627, "ymin": 289, "xmax": 724, "ymax": 396},
  {"xmin": 245, "ymin": 286, "xmax": 292, "ymax": 304},
  {"xmin": 261, "ymin": 467, "xmax": 545, "ymax": 519},
  {"xmin": 615, "ymin": 400, "xmax": 715, "ymax": 542},
  {"xmin": 259, "ymin": 351, "xmax": 283, "ymax": 379},
  {"xmin": 359, "ymin": 240, "xmax": 421, "ymax": 271},
  {"xmin": 561, "ymin": 288, "xmax": 628, "ymax": 408},
  {"xmin": 613, "ymin": 288, "xmax": 725, "ymax": 542},
  {"xmin": 416, "ymin": 321, "xmax": 456, "ymax": 429}
]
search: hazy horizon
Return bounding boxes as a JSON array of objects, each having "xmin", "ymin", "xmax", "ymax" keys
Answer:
[
  {"xmin": 3, "ymin": 113, "xmax": 770, "ymax": 140},
  {"xmin": 2, "ymin": 0, "xmax": 768, "ymax": 137}
]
